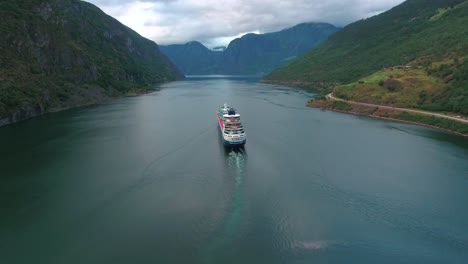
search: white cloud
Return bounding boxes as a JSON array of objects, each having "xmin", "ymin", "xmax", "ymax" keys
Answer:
[{"xmin": 86, "ymin": 0, "xmax": 406, "ymax": 48}]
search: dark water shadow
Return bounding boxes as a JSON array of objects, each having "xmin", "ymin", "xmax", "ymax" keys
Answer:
[{"xmin": 381, "ymin": 121, "xmax": 468, "ymax": 152}]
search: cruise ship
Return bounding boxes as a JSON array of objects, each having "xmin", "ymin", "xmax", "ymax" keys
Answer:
[{"xmin": 217, "ymin": 104, "xmax": 246, "ymax": 147}]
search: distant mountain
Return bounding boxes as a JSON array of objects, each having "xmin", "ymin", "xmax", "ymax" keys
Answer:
[
  {"xmin": 159, "ymin": 41, "xmax": 223, "ymax": 75},
  {"xmin": 160, "ymin": 23, "xmax": 340, "ymax": 75},
  {"xmin": 0, "ymin": 0, "xmax": 183, "ymax": 126},
  {"xmin": 264, "ymin": 0, "xmax": 468, "ymax": 113}
]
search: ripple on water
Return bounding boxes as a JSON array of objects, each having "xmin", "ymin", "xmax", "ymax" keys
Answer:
[{"xmin": 1, "ymin": 77, "xmax": 468, "ymax": 263}]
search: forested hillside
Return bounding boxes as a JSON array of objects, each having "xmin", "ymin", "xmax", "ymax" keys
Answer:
[
  {"xmin": 265, "ymin": 0, "xmax": 468, "ymax": 113},
  {"xmin": 0, "ymin": 0, "xmax": 183, "ymax": 125}
]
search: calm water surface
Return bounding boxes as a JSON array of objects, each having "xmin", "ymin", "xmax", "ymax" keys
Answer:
[{"xmin": 1, "ymin": 77, "xmax": 467, "ymax": 263}]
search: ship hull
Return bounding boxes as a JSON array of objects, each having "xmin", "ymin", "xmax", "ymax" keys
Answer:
[
  {"xmin": 222, "ymin": 137, "xmax": 246, "ymax": 147},
  {"xmin": 217, "ymin": 113, "xmax": 246, "ymax": 148}
]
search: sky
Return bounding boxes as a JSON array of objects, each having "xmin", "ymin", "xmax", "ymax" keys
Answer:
[{"xmin": 86, "ymin": 0, "xmax": 406, "ymax": 48}]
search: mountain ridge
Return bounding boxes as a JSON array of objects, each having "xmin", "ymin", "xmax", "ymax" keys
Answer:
[
  {"xmin": 265, "ymin": 0, "xmax": 468, "ymax": 83},
  {"xmin": 265, "ymin": 0, "xmax": 468, "ymax": 114},
  {"xmin": 160, "ymin": 22, "xmax": 341, "ymax": 75}
]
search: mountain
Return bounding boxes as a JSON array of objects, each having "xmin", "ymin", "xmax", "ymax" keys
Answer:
[
  {"xmin": 159, "ymin": 41, "xmax": 223, "ymax": 75},
  {"xmin": 264, "ymin": 0, "xmax": 468, "ymax": 114},
  {"xmin": 0, "ymin": 0, "xmax": 183, "ymax": 126},
  {"xmin": 159, "ymin": 22, "xmax": 341, "ymax": 75}
]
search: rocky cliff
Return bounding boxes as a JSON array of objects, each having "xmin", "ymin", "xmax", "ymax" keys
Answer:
[{"xmin": 0, "ymin": 0, "xmax": 183, "ymax": 126}]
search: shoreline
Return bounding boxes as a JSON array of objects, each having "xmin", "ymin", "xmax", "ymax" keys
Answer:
[
  {"xmin": 0, "ymin": 88, "xmax": 159, "ymax": 128},
  {"xmin": 262, "ymin": 79, "xmax": 467, "ymax": 137},
  {"xmin": 308, "ymin": 99, "xmax": 468, "ymax": 137},
  {"xmin": 260, "ymin": 79, "xmax": 337, "ymax": 91}
]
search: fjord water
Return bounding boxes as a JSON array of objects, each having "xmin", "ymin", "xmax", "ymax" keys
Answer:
[{"xmin": 1, "ymin": 76, "xmax": 467, "ymax": 264}]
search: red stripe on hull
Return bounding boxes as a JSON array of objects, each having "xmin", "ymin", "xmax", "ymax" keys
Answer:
[{"xmin": 216, "ymin": 113, "xmax": 224, "ymax": 129}]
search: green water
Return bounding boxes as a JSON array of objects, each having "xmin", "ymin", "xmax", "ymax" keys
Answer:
[{"xmin": 1, "ymin": 76, "xmax": 467, "ymax": 263}]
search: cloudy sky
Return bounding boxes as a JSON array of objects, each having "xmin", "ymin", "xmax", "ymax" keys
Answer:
[{"xmin": 86, "ymin": 0, "xmax": 405, "ymax": 48}]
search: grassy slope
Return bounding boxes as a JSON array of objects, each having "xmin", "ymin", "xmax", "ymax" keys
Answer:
[
  {"xmin": 335, "ymin": 68, "xmax": 443, "ymax": 107},
  {"xmin": 334, "ymin": 57, "xmax": 468, "ymax": 114},
  {"xmin": 0, "ymin": 0, "xmax": 182, "ymax": 120},
  {"xmin": 264, "ymin": 0, "xmax": 468, "ymax": 114}
]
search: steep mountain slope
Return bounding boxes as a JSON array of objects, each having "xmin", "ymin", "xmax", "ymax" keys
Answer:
[
  {"xmin": 265, "ymin": 0, "xmax": 467, "ymax": 83},
  {"xmin": 0, "ymin": 0, "xmax": 183, "ymax": 125},
  {"xmin": 220, "ymin": 23, "xmax": 340, "ymax": 74},
  {"xmin": 160, "ymin": 23, "xmax": 340, "ymax": 75},
  {"xmin": 265, "ymin": 0, "xmax": 468, "ymax": 114},
  {"xmin": 159, "ymin": 41, "xmax": 222, "ymax": 75}
]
